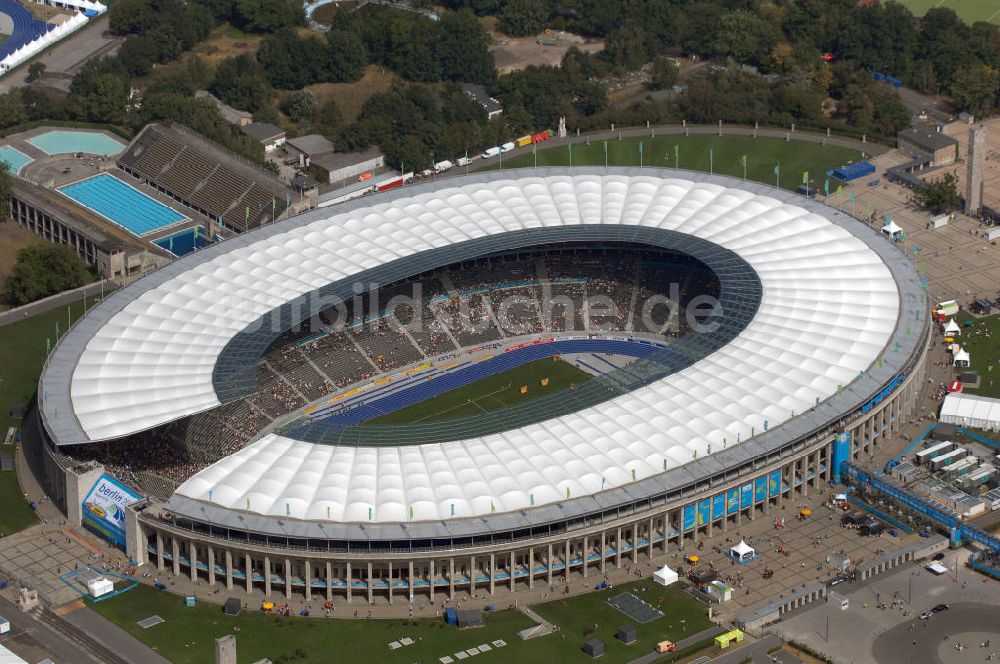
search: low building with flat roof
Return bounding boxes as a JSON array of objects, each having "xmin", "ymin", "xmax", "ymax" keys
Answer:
[
  {"xmin": 312, "ymin": 147, "xmax": 385, "ymax": 184},
  {"xmin": 897, "ymin": 127, "xmax": 959, "ymax": 167},
  {"xmin": 241, "ymin": 122, "xmax": 286, "ymax": 152},
  {"xmin": 285, "ymin": 134, "xmax": 335, "ymax": 167}
]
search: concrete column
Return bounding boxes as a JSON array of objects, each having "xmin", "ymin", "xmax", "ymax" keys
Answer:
[
  {"xmin": 449, "ymin": 558, "xmax": 455, "ymax": 600},
  {"xmin": 469, "ymin": 556, "xmax": 476, "ymax": 596},
  {"xmin": 692, "ymin": 512, "xmax": 700, "ymax": 545},
  {"xmin": 264, "ymin": 556, "xmax": 272, "ymax": 597},
  {"xmin": 156, "ymin": 531, "xmax": 165, "ymax": 572},
  {"xmin": 600, "ymin": 532, "xmax": 606, "ymax": 574},
  {"xmin": 367, "ymin": 562, "xmax": 373, "ymax": 605},
  {"xmin": 547, "ymin": 544, "xmax": 553, "ymax": 586},
  {"xmin": 616, "ymin": 528, "xmax": 622, "ymax": 567},
  {"xmin": 225, "ymin": 550, "xmax": 233, "ymax": 591},
  {"xmin": 171, "ymin": 537, "xmax": 180, "ymax": 576},
  {"xmin": 388, "ymin": 561, "xmax": 393, "ymax": 605},
  {"xmin": 208, "ymin": 547, "xmax": 216, "ymax": 586},
  {"xmin": 347, "ymin": 562, "xmax": 352, "ymax": 603},
  {"xmin": 429, "ymin": 560, "xmax": 435, "ymax": 602},
  {"xmin": 489, "ymin": 553, "xmax": 495, "ymax": 595},
  {"xmin": 648, "ymin": 517, "xmax": 655, "ymax": 558},
  {"xmin": 408, "ymin": 561, "xmax": 414, "ymax": 602},
  {"xmin": 582, "ymin": 536, "xmax": 589, "ymax": 578},
  {"xmin": 326, "ymin": 562, "xmax": 333, "ymax": 602},
  {"xmin": 528, "ymin": 549, "xmax": 534, "ymax": 589},
  {"xmin": 565, "ymin": 539, "xmax": 571, "ymax": 579},
  {"xmin": 509, "ymin": 551, "xmax": 515, "ymax": 592},
  {"xmin": 631, "ymin": 525, "xmax": 638, "ymax": 563},
  {"xmin": 305, "ymin": 560, "xmax": 312, "ymax": 602},
  {"xmin": 244, "ymin": 554, "xmax": 252, "ymax": 594},
  {"xmin": 284, "ymin": 559, "xmax": 292, "ymax": 600}
]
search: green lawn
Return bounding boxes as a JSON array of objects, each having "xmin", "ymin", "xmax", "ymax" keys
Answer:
[
  {"xmin": 896, "ymin": 0, "xmax": 999, "ymax": 25},
  {"xmin": 0, "ymin": 293, "xmax": 106, "ymax": 534},
  {"xmin": 481, "ymin": 135, "xmax": 865, "ymax": 193},
  {"xmin": 952, "ymin": 311, "xmax": 1000, "ymax": 398},
  {"xmin": 90, "ymin": 580, "xmax": 712, "ymax": 664},
  {"xmin": 531, "ymin": 581, "xmax": 714, "ymax": 663},
  {"xmin": 367, "ymin": 357, "xmax": 592, "ymax": 425}
]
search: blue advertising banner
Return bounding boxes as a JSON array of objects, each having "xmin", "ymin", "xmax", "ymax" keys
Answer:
[
  {"xmin": 726, "ymin": 488, "xmax": 739, "ymax": 514},
  {"xmin": 682, "ymin": 504, "xmax": 696, "ymax": 531},
  {"xmin": 82, "ymin": 474, "xmax": 141, "ymax": 548},
  {"xmin": 754, "ymin": 476, "xmax": 767, "ymax": 503},
  {"xmin": 697, "ymin": 499, "xmax": 711, "ymax": 526},
  {"xmin": 740, "ymin": 482, "xmax": 753, "ymax": 509},
  {"xmin": 768, "ymin": 470, "xmax": 782, "ymax": 497},
  {"xmin": 712, "ymin": 493, "xmax": 726, "ymax": 520}
]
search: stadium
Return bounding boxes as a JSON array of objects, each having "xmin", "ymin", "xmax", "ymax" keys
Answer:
[{"xmin": 33, "ymin": 168, "xmax": 930, "ymax": 604}]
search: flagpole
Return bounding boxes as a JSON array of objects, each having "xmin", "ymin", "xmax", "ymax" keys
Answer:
[
  {"xmin": 709, "ymin": 149, "xmax": 713, "ymax": 175},
  {"xmin": 775, "ymin": 163, "xmax": 780, "ymax": 189}
]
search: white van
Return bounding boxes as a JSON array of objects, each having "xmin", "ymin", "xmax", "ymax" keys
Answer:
[
  {"xmin": 500, "ymin": 141, "xmax": 516, "ymax": 153},
  {"xmin": 456, "ymin": 156, "xmax": 472, "ymax": 167},
  {"xmin": 482, "ymin": 147, "xmax": 501, "ymax": 159}
]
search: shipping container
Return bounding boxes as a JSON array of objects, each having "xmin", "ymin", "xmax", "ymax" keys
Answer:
[
  {"xmin": 532, "ymin": 130, "xmax": 552, "ymax": 143},
  {"xmin": 515, "ymin": 135, "xmax": 532, "ymax": 148}
]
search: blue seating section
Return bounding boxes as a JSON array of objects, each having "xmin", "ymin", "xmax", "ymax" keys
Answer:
[
  {"xmin": 58, "ymin": 174, "xmax": 186, "ymax": 236},
  {"xmin": 0, "ymin": 0, "xmax": 53, "ymax": 60},
  {"xmin": 304, "ymin": 338, "xmax": 669, "ymax": 431}
]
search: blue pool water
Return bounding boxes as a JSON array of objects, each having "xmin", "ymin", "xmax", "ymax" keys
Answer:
[
  {"xmin": 59, "ymin": 174, "xmax": 187, "ymax": 236},
  {"xmin": 0, "ymin": 146, "xmax": 33, "ymax": 174},
  {"xmin": 154, "ymin": 228, "xmax": 209, "ymax": 256},
  {"xmin": 28, "ymin": 130, "xmax": 126, "ymax": 156}
]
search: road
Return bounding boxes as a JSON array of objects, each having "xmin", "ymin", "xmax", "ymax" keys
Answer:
[
  {"xmin": 0, "ymin": 280, "xmax": 117, "ymax": 329},
  {"xmin": 0, "ymin": 594, "xmax": 119, "ymax": 664},
  {"xmin": 871, "ymin": 603, "xmax": 1000, "ymax": 664}
]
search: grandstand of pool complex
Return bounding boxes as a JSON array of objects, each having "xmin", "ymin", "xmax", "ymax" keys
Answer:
[{"xmin": 58, "ymin": 173, "xmax": 188, "ymax": 237}]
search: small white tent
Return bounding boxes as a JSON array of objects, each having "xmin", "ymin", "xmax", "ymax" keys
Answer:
[
  {"xmin": 653, "ymin": 565, "xmax": 678, "ymax": 586},
  {"xmin": 954, "ymin": 349, "xmax": 971, "ymax": 367},
  {"xmin": 730, "ymin": 539, "xmax": 756, "ymax": 562},
  {"xmin": 944, "ymin": 319, "xmax": 961, "ymax": 336},
  {"xmin": 880, "ymin": 220, "xmax": 903, "ymax": 241}
]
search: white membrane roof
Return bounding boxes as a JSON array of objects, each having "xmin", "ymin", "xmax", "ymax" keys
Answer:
[{"xmin": 49, "ymin": 172, "xmax": 902, "ymax": 525}]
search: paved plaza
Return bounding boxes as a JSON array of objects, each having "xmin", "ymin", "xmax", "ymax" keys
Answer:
[{"xmin": 771, "ymin": 547, "xmax": 1000, "ymax": 664}]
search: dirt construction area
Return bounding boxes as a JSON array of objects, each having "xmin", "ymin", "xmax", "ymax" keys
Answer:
[{"xmin": 486, "ymin": 21, "xmax": 603, "ymax": 74}]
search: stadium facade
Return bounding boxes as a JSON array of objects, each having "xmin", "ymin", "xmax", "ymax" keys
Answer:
[{"xmin": 34, "ymin": 169, "xmax": 930, "ymax": 603}]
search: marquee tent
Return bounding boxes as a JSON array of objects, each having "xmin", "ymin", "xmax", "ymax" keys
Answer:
[
  {"xmin": 880, "ymin": 220, "xmax": 903, "ymax": 241},
  {"xmin": 953, "ymin": 349, "xmax": 970, "ymax": 367},
  {"xmin": 944, "ymin": 319, "xmax": 961, "ymax": 336},
  {"xmin": 940, "ymin": 393, "xmax": 1000, "ymax": 432},
  {"xmin": 653, "ymin": 565, "xmax": 679, "ymax": 586},
  {"xmin": 730, "ymin": 540, "xmax": 756, "ymax": 562}
]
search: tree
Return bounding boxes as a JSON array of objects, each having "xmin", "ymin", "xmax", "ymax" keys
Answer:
[
  {"xmin": 81, "ymin": 73, "xmax": 130, "ymax": 124},
  {"xmin": 436, "ymin": 10, "xmax": 494, "ymax": 84},
  {"xmin": 327, "ymin": 30, "xmax": 367, "ymax": 83},
  {"xmin": 604, "ymin": 26, "xmax": 652, "ymax": 71},
  {"xmin": 232, "ymin": 0, "xmax": 303, "ymax": 33},
  {"xmin": 951, "ymin": 65, "xmax": 1000, "ymax": 118},
  {"xmin": 0, "ymin": 90, "xmax": 27, "ymax": 129},
  {"xmin": 27, "ymin": 62, "xmax": 46, "ymax": 82},
  {"xmin": 281, "ymin": 90, "xmax": 316, "ymax": 123},
  {"xmin": 711, "ymin": 10, "xmax": 777, "ymax": 67},
  {"xmin": 3, "ymin": 244, "xmax": 93, "ymax": 307},
  {"xmin": 914, "ymin": 173, "xmax": 962, "ymax": 214},
  {"xmin": 211, "ymin": 54, "xmax": 273, "ymax": 113},
  {"xmin": 0, "ymin": 162, "xmax": 11, "ymax": 222},
  {"xmin": 257, "ymin": 29, "xmax": 328, "ymax": 89},
  {"xmin": 499, "ymin": 0, "xmax": 547, "ymax": 37}
]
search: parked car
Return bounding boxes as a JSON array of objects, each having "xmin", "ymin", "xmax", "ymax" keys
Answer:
[
  {"xmin": 933, "ymin": 553, "xmax": 945, "ymax": 561},
  {"xmin": 868, "ymin": 178, "xmax": 881, "ymax": 186},
  {"xmin": 919, "ymin": 611, "xmax": 932, "ymax": 620},
  {"xmin": 932, "ymin": 604, "xmax": 950, "ymax": 613}
]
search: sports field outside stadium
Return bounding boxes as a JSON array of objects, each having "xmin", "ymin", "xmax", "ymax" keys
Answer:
[
  {"xmin": 367, "ymin": 357, "xmax": 592, "ymax": 425},
  {"xmin": 896, "ymin": 0, "xmax": 999, "ymax": 25},
  {"xmin": 482, "ymin": 135, "xmax": 864, "ymax": 193}
]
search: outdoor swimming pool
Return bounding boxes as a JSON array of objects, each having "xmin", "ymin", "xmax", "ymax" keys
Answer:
[
  {"xmin": 0, "ymin": 145, "xmax": 32, "ymax": 173},
  {"xmin": 28, "ymin": 130, "xmax": 126, "ymax": 156},
  {"xmin": 58, "ymin": 174, "xmax": 187, "ymax": 236}
]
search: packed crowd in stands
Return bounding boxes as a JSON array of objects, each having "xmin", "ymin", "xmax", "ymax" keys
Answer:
[{"xmin": 61, "ymin": 245, "xmax": 719, "ymax": 500}]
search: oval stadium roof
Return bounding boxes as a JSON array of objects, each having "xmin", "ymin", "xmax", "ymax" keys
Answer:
[{"xmin": 41, "ymin": 170, "xmax": 909, "ymax": 527}]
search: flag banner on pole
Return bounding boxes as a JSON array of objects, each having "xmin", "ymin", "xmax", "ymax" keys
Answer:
[
  {"xmin": 245, "ymin": 207, "xmax": 250, "ymax": 222},
  {"xmin": 774, "ymin": 164, "xmax": 779, "ymax": 176},
  {"xmin": 272, "ymin": 197, "xmax": 276, "ymax": 211},
  {"xmin": 802, "ymin": 171, "xmax": 809, "ymax": 184},
  {"xmin": 674, "ymin": 144, "xmax": 679, "ymax": 160},
  {"xmin": 639, "ymin": 140, "xmax": 643, "ymax": 157},
  {"xmin": 850, "ymin": 191, "xmax": 856, "ymax": 203},
  {"xmin": 740, "ymin": 155, "xmax": 747, "ymax": 167},
  {"xmin": 604, "ymin": 140, "xmax": 608, "ymax": 156},
  {"xmin": 824, "ymin": 179, "xmax": 829, "ymax": 194}
]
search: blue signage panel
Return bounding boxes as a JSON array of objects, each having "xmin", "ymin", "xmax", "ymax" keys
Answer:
[
  {"xmin": 726, "ymin": 488, "xmax": 739, "ymax": 514},
  {"xmin": 697, "ymin": 499, "xmax": 711, "ymax": 527},
  {"xmin": 712, "ymin": 493, "xmax": 726, "ymax": 520},
  {"xmin": 754, "ymin": 476, "xmax": 767, "ymax": 503},
  {"xmin": 82, "ymin": 474, "xmax": 141, "ymax": 548},
  {"xmin": 740, "ymin": 482, "xmax": 753, "ymax": 509},
  {"xmin": 768, "ymin": 470, "xmax": 782, "ymax": 497},
  {"xmin": 682, "ymin": 504, "xmax": 697, "ymax": 531}
]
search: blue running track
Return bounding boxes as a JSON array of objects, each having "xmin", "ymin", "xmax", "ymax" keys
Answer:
[
  {"xmin": 0, "ymin": 0, "xmax": 53, "ymax": 61},
  {"xmin": 292, "ymin": 338, "xmax": 676, "ymax": 436}
]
